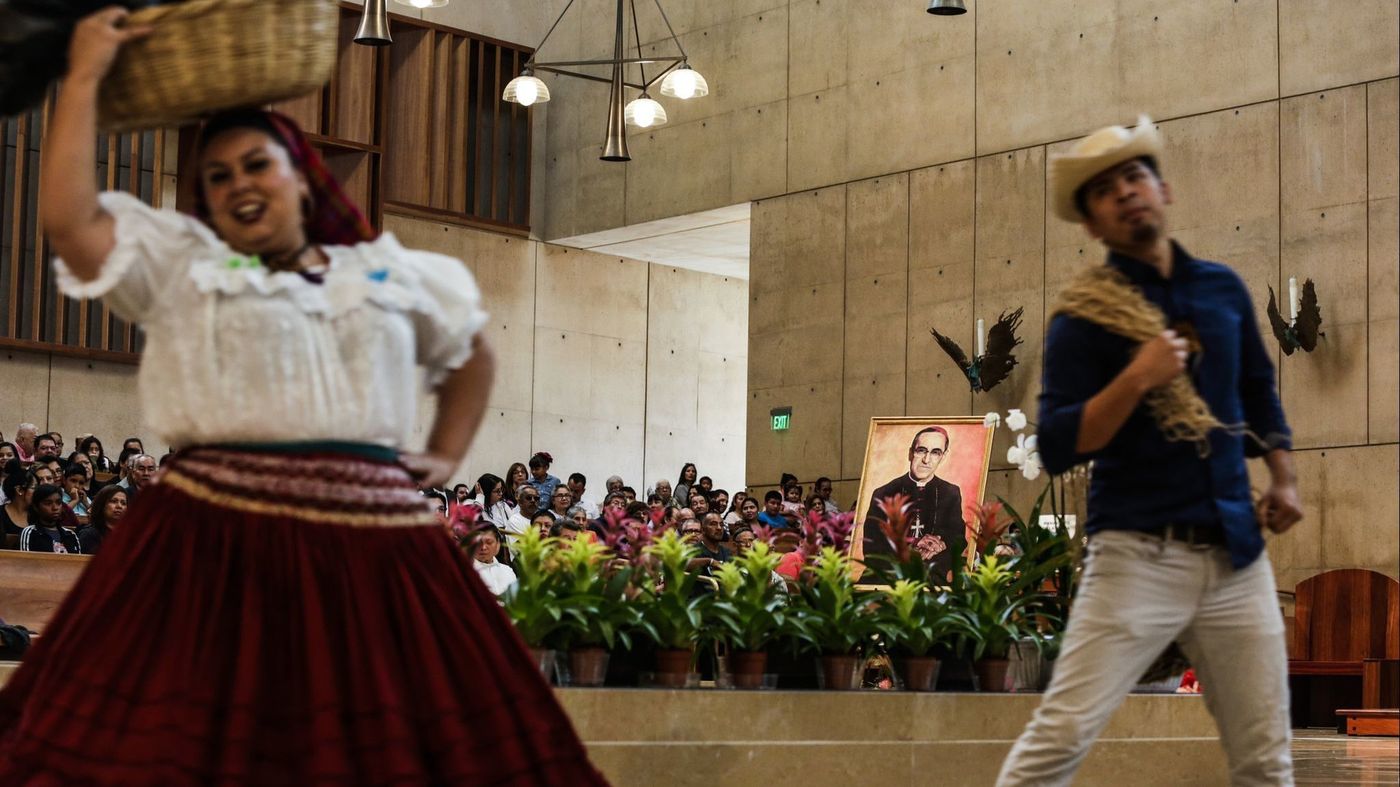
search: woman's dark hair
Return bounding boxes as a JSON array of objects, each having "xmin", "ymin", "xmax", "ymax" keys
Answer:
[
  {"xmin": 452, "ymin": 483, "xmax": 471, "ymax": 496},
  {"xmin": 780, "ymin": 473, "xmax": 798, "ymax": 489},
  {"xmin": 528, "ymin": 452, "xmax": 552, "ymax": 470},
  {"xmin": 477, "ymin": 473, "xmax": 504, "ymax": 503},
  {"xmin": 624, "ymin": 502, "xmax": 651, "ymax": 523},
  {"xmin": 116, "ymin": 446, "xmax": 138, "ymax": 472},
  {"xmin": 123, "ymin": 437, "xmax": 144, "ymax": 452},
  {"xmin": 63, "ymin": 464, "xmax": 88, "ymax": 480},
  {"xmin": 78, "ymin": 435, "xmax": 105, "ymax": 460},
  {"xmin": 0, "ymin": 441, "xmax": 17, "ymax": 459},
  {"xmin": 502, "ymin": 462, "xmax": 528, "ymax": 503},
  {"xmin": 195, "ymin": 108, "xmax": 291, "ymax": 158},
  {"xmin": 29, "ymin": 483, "xmax": 63, "ymax": 518},
  {"xmin": 88, "ymin": 485, "xmax": 128, "ymax": 536},
  {"xmin": 2, "ymin": 461, "xmax": 29, "ymax": 501},
  {"xmin": 471, "ymin": 524, "xmax": 513, "ymax": 568},
  {"xmin": 678, "ymin": 463, "xmax": 698, "ymax": 484}
]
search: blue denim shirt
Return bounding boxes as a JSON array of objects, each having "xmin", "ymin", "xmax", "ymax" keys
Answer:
[{"xmin": 1037, "ymin": 242, "xmax": 1291, "ymax": 568}]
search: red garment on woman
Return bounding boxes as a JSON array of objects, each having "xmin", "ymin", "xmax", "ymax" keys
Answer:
[{"xmin": 0, "ymin": 447, "xmax": 608, "ymax": 785}]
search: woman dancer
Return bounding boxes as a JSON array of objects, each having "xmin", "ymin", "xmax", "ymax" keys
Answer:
[{"xmin": 0, "ymin": 8, "xmax": 606, "ymax": 784}]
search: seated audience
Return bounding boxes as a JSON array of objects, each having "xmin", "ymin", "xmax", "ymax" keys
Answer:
[
  {"xmin": 566, "ymin": 473, "xmax": 600, "ymax": 519},
  {"xmin": 470, "ymin": 525, "xmax": 517, "ymax": 597},
  {"xmin": 78, "ymin": 435, "xmax": 113, "ymax": 474},
  {"xmin": 673, "ymin": 463, "xmax": 698, "ymax": 508},
  {"xmin": 506, "ymin": 485, "xmax": 544, "ymax": 537},
  {"xmin": 116, "ymin": 453, "xmax": 157, "ymax": 502},
  {"xmin": 549, "ymin": 519, "xmax": 585, "ymax": 541},
  {"xmin": 79, "ymin": 485, "xmax": 128, "ymax": 555},
  {"xmin": 757, "ymin": 490, "xmax": 788, "ymax": 528},
  {"xmin": 526, "ymin": 452, "xmax": 562, "ymax": 500},
  {"xmin": 1, "ymin": 466, "xmax": 34, "ymax": 545},
  {"xmin": 547, "ymin": 487, "xmax": 574, "ymax": 522},
  {"xmin": 19, "ymin": 484, "xmax": 80, "ymax": 554},
  {"xmin": 62, "ymin": 465, "xmax": 91, "ymax": 520}
]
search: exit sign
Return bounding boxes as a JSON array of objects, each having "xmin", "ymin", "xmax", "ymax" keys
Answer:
[{"xmin": 770, "ymin": 406, "xmax": 792, "ymax": 431}]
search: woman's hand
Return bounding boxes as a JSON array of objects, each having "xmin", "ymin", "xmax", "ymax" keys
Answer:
[
  {"xmin": 400, "ymin": 452, "xmax": 457, "ymax": 490},
  {"xmin": 68, "ymin": 7, "xmax": 155, "ymax": 84}
]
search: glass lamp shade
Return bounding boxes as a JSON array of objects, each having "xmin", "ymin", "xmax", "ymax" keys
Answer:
[
  {"xmin": 658, "ymin": 65, "xmax": 709, "ymax": 100},
  {"xmin": 623, "ymin": 96, "xmax": 667, "ymax": 128},
  {"xmin": 394, "ymin": 0, "xmax": 449, "ymax": 8},
  {"xmin": 502, "ymin": 74, "xmax": 550, "ymax": 106}
]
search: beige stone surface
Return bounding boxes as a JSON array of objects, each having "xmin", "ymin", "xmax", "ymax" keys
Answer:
[
  {"xmin": 1281, "ymin": 86, "xmax": 1369, "ymax": 216},
  {"xmin": 1371, "ymin": 79, "xmax": 1400, "ymax": 200},
  {"xmin": 1369, "ymin": 198, "xmax": 1400, "ymax": 444},
  {"xmin": 0, "ymin": 350, "xmax": 54, "ymax": 440},
  {"xmin": 1279, "ymin": 0, "xmax": 1400, "ymax": 97},
  {"xmin": 46, "ymin": 356, "xmax": 146, "ymax": 452}
]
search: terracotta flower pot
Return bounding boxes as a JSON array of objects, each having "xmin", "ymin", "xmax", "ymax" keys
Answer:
[
  {"xmin": 730, "ymin": 650, "xmax": 769, "ymax": 689},
  {"xmin": 975, "ymin": 658, "xmax": 1012, "ymax": 692},
  {"xmin": 897, "ymin": 655, "xmax": 941, "ymax": 692},
  {"xmin": 818, "ymin": 654, "xmax": 862, "ymax": 691},
  {"xmin": 654, "ymin": 648, "xmax": 694, "ymax": 688},
  {"xmin": 568, "ymin": 647, "xmax": 610, "ymax": 687}
]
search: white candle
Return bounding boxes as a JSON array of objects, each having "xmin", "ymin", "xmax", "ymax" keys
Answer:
[
  {"xmin": 1288, "ymin": 277, "xmax": 1299, "ymax": 323},
  {"xmin": 976, "ymin": 318, "xmax": 986, "ymax": 357}
]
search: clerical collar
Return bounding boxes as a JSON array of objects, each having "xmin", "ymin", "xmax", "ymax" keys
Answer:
[{"xmin": 907, "ymin": 473, "xmax": 929, "ymax": 489}]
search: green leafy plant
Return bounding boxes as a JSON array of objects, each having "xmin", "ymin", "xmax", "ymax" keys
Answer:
[
  {"xmin": 950, "ymin": 554, "xmax": 1054, "ymax": 661},
  {"xmin": 636, "ymin": 530, "xmax": 711, "ymax": 650},
  {"xmin": 552, "ymin": 534, "xmax": 640, "ymax": 651},
  {"xmin": 709, "ymin": 542, "xmax": 789, "ymax": 652},
  {"xmin": 787, "ymin": 547, "xmax": 880, "ymax": 656},
  {"xmin": 873, "ymin": 579, "xmax": 974, "ymax": 658},
  {"xmin": 501, "ymin": 527, "xmax": 565, "ymax": 649}
]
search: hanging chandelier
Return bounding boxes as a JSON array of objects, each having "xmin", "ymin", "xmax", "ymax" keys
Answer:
[{"xmin": 502, "ymin": 0, "xmax": 710, "ymax": 162}]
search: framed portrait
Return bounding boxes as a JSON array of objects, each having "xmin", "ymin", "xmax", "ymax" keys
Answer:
[{"xmin": 848, "ymin": 417, "xmax": 995, "ymax": 583}]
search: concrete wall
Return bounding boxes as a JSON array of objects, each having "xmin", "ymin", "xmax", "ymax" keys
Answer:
[{"xmin": 710, "ymin": 1, "xmax": 1400, "ymax": 590}]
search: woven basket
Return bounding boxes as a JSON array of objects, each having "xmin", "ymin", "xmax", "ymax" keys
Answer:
[{"xmin": 98, "ymin": 0, "xmax": 338, "ymax": 132}]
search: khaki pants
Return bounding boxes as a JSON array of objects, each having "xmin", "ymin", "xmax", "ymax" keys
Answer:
[{"xmin": 996, "ymin": 530, "xmax": 1293, "ymax": 787}]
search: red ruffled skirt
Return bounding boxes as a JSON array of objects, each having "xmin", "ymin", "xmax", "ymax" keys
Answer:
[{"xmin": 0, "ymin": 446, "xmax": 608, "ymax": 786}]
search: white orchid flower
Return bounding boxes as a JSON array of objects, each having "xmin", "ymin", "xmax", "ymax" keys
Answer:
[
  {"xmin": 983, "ymin": 412, "xmax": 1001, "ymax": 428},
  {"xmin": 1007, "ymin": 433, "xmax": 1031, "ymax": 466},
  {"xmin": 1006, "ymin": 409, "xmax": 1028, "ymax": 431},
  {"xmin": 1021, "ymin": 451, "xmax": 1043, "ymax": 481}
]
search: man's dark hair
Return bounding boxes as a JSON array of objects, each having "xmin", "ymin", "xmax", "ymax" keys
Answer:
[
  {"xmin": 711, "ymin": 488, "xmax": 728, "ymax": 499},
  {"xmin": 764, "ymin": 490, "xmax": 783, "ymax": 503},
  {"xmin": 63, "ymin": 464, "xmax": 87, "ymax": 480},
  {"xmin": 816, "ymin": 476, "xmax": 832, "ymax": 487},
  {"xmin": 568, "ymin": 472, "xmax": 586, "ymax": 485},
  {"xmin": 549, "ymin": 520, "xmax": 582, "ymax": 537},
  {"xmin": 621, "ymin": 486, "xmax": 636, "ymax": 497},
  {"xmin": 604, "ymin": 491, "xmax": 626, "ymax": 505},
  {"xmin": 1072, "ymin": 155, "xmax": 1160, "ymax": 219},
  {"xmin": 779, "ymin": 473, "xmax": 797, "ymax": 489},
  {"xmin": 528, "ymin": 452, "xmax": 551, "ymax": 469},
  {"xmin": 909, "ymin": 426, "xmax": 951, "ymax": 452}
]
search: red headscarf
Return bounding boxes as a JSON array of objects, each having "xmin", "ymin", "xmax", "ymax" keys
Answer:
[{"xmin": 191, "ymin": 109, "xmax": 376, "ymax": 247}]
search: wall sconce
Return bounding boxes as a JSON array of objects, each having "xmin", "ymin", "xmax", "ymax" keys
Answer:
[{"xmin": 1267, "ymin": 277, "xmax": 1324, "ymax": 355}]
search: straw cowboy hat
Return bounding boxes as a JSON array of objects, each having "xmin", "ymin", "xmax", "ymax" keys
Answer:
[{"xmin": 1049, "ymin": 115, "xmax": 1164, "ymax": 223}]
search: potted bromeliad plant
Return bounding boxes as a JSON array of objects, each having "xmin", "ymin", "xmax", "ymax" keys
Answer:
[
  {"xmin": 501, "ymin": 527, "xmax": 567, "ymax": 678},
  {"xmin": 950, "ymin": 553, "xmax": 1057, "ymax": 692},
  {"xmin": 710, "ymin": 541, "xmax": 790, "ymax": 688},
  {"xmin": 787, "ymin": 546, "xmax": 880, "ymax": 690},
  {"xmin": 635, "ymin": 530, "xmax": 711, "ymax": 687},
  {"xmin": 552, "ymin": 534, "xmax": 641, "ymax": 687},
  {"xmin": 873, "ymin": 579, "xmax": 973, "ymax": 691}
]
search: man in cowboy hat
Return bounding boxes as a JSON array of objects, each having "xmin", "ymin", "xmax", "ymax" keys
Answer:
[{"xmin": 996, "ymin": 117, "xmax": 1301, "ymax": 786}]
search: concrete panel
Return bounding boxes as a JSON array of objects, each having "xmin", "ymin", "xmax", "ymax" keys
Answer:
[
  {"xmin": 846, "ymin": 175, "xmax": 908, "ymax": 281},
  {"xmin": 746, "ymin": 380, "xmax": 842, "ymax": 488},
  {"xmin": 787, "ymin": 0, "xmax": 847, "ymax": 97},
  {"xmin": 540, "ymin": 140, "xmax": 580, "ymax": 241},
  {"xmin": 1279, "ymin": 0, "xmax": 1400, "ymax": 97},
  {"xmin": 530, "ymin": 411, "xmax": 645, "ymax": 502},
  {"xmin": 975, "ymin": 146, "xmax": 1045, "ymax": 453},
  {"xmin": 457, "ymin": 406, "xmax": 534, "ymax": 489},
  {"xmin": 846, "ymin": 55, "xmax": 976, "ymax": 182},
  {"xmin": 535, "ymin": 245, "xmax": 648, "ymax": 338},
  {"xmin": 1280, "ymin": 203, "xmax": 1369, "ymax": 449},
  {"xmin": 841, "ymin": 372, "xmax": 907, "ymax": 480},
  {"xmin": 0, "ymin": 350, "xmax": 52, "ymax": 442},
  {"xmin": 729, "ymin": 101, "xmax": 788, "ymax": 203},
  {"xmin": 908, "ymin": 161, "xmax": 976, "ymax": 420},
  {"xmin": 1370, "ymin": 197, "xmax": 1400, "ymax": 443},
  {"xmin": 1372, "ymin": 79, "xmax": 1400, "ymax": 200},
  {"xmin": 649, "ymin": 8, "xmax": 787, "ymax": 128},
  {"xmin": 571, "ymin": 141, "xmax": 630, "ymax": 237},
  {"xmin": 976, "ymin": 0, "xmax": 1278, "ymax": 155},
  {"xmin": 625, "ymin": 116, "xmax": 733, "ymax": 226},
  {"xmin": 46, "ymin": 356, "xmax": 145, "ymax": 454},
  {"xmin": 532, "ymin": 329, "xmax": 647, "ymax": 425},
  {"xmin": 1281, "ymin": 86, "xmax": 1368, "ymax": 215},
  {"xmin": 384, "ymin": 215, "xmax": 537, "ymax": 409},
  {"xmin": 1318, "ymin": 445, "xmax": 1400, "ymax": 574},
  {"xmin": 786, "ymin": 87, "xmax": 849, "ymax": 193}
]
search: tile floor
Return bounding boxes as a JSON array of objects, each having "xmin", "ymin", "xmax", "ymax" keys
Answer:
[{"xmin": 1293, "ymin": 728, "xmax": 1399, "ymax": 785}]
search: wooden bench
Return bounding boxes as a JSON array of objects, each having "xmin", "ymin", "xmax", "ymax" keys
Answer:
[
  {"xmin": 1288, "ymin": 569, "xmax": 1400, "ymax": 727},
  {"xmin": 1336, "ymin": 708, "xmax": 1400, "ymax": 737},
  {"xmin": 0, "ymin": 551, "xmax": 92, "ymax": 633}
]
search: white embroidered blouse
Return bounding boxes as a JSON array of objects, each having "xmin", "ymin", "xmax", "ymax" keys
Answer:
[{"xmin": 54, "ymin": 192, "xmax": 489, "ymax": 449}]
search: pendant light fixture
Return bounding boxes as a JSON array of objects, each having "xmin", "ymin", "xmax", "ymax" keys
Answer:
[
  {"xmin": 353, "ymin": 0, "xmax": 392, "ymax": 46},
  {"xmin": 502, "ymin": 0, "xmax": 710, "ymax": 162},
  {"xmin": 926, "ymin": 0, "xmax": 968, "ymax": 15},
  {"xmin": 395, "ymin": 0, "xmax": 448, "ymax": 7}
]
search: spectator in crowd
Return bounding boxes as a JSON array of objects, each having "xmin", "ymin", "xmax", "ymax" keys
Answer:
[
  {"xmin": 661, "ymin": 505, "xmax": 681, "ymax": 531},
  {"xmin": 773, "ymin": 531, "xmax": 806, "ymax": 582},
  {"xmin": 598, "ymin": 492, "xmax": 626, "ymax": 525},
  {"xmin": 62, "ymin": 465, "xmax": 91, "ymax": 520},
  {"xmin": 65, "ymin": 452, "xmax": 102, "ymax": 495},
  {"xmin": 697, "ymin": 476, "xmax": 713, "ymax": 495},
  {"xmin": 549, "ymin": 519, "xmax": 584, "ymax": 541},
  {"xmin": 502, "ymin": 462, "xmax": 529, "ymax": 505},
  {"xmin": 605, "ymin": 475, "xmax": 624, "ymax": 496},
  {"xmin": 78, "ymin": 485, "xmax": 127, "ymax": 555},
  {"xmin": 566, "ymin": 473, "xmax": 599, "ymax": 519},
  {"xmin": 547, "ymin": 487, "xmax": 574, "ymax": 522},
  {"xmin": 673, "ymin": 463, "xmax": 698, "ymax": 508},
  {"xmin": 737, "ymin": 497, "xmax": 760, "ymax": 530},
  {"xmin": 473, "ymin": 474, "xmax": 514, "ymax": 531},
  {"xmin": 813, "ymin": 477, "xmax": 837, "ymax": 510},
  {"xmin": 506, "ymin": 485, "xmax": 543, "ymax": 536},
  {"xmin": 620, "ymin": 486, "xmax": 637, "ymax": 504},
  {"xmin": 710, "ymin": 489, "xmax": 729, "ymax": 518},
  {"xmin": 647, "ymin": 493, "xmax": 665, "ymax": 517},
  {"xmin": 532, "ymin": 511, "xmax": 556, "ymax": 540},
  {"xmin": 451, "ymin": 483, "xmax": 473, "ymax": 514},
  {"xmin": 13, "ymin": 424, "xmax": 38, "ymax": 463},
  {"xmin": 122, "ymin": 437, "xmax": 144, "ymax": 456},
  {"xmin": 470, "ymin": 525, "xmax": 517, "ymax": 597},
  {"xmin": 78, "ymin": 436, "xmax": 113, "ymax": 473},
  {"xmin": 19, "ymin": 484, "xmax": 80, "ymax": 554},
  {"xmin": 732, "ymin": 527, "xmax": 756, "ymax": 555},
  {"xmin": 688, "ymin": 492, "xmax": 710, "ymax": 518},
  {"xmin": 623, "ymin": 501, "xmax": 651, "ymax": 528},
  {"xmin": 757, "ymin": 490, "xmax": 788, "ymax": 528},
  {"xmin": 1, "ymin": 466, "xmax": 35, "ymax": 543},
  {"xmin": 526, "ymin": 452, "xmax": 562, "ymax": 500},
  {"xmin": 34, "ymin": 434, "xmax": 60, "ymax": 463},
  {"xmin": 804, "ymin": 494, "xmax": 827, "ymax": 518},
  {"xmin": 652, "ymin": 479, "xmax": 673, "ymax": 507},
  {"xmin": 686, "ymin": 513, "xmax": 730, "ymax": 573},
  {"xmin": 0, "ymin": 442, "xmax": 16, "ymax": 468},
  {"xmin": 677, "ymin": 518, "xmax": 703, "ymax": 545},
  {"xmin": 116, "ymin": 453, "xmax": 157, "ymax": 501},
  {"xmin": 782, "ymin": 483, "xmax": 804, "ymax": 515},
  {"xmin": 723, "ymin": 491, "xmax": 747, "ymax": 526},
  {"xmin": 0, "ymin": 447, "xmax": 16, "ymax": 506}
]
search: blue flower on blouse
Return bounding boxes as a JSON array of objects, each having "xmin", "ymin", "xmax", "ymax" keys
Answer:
[{"xmin": 367, "ymin": 269, "xmax": 390, "ymax": 283}]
